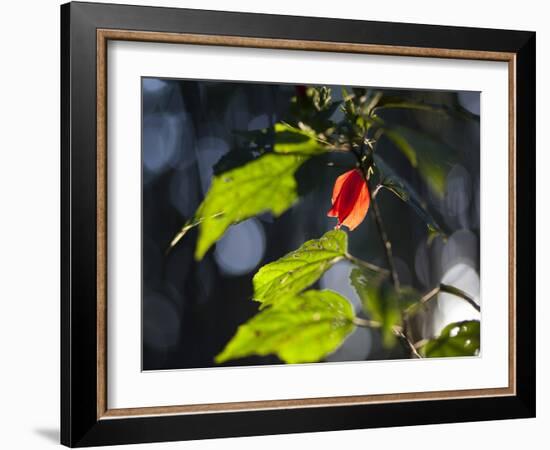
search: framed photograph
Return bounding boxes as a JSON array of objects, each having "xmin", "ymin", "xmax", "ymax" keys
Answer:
[{"xmin": 61, "ymin": 1, "xmax": 535, "ymax": 447}]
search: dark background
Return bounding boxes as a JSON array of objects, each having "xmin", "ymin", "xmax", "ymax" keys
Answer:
[{"xmin": 141, "ymin": 78, "xmax": 480, "ymax": 371}]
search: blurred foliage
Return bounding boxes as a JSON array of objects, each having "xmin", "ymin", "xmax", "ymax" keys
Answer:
[
  {"xmin": 350, "ymin": 268, "xmax": 419, "ymax": 348},
  {"xmin": 374, "ymin": 154, "xmax": 446, "ymax": 240},
  {"xmin": 375, "ymin": 122, "xmax": 457, "ymax": 196}
]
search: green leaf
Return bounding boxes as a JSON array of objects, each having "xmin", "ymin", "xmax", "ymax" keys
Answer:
[
  {"xmin": 372, "ymin": 119, "xmax": 456, "ymax": 197},
  {"xmin": 232, "ymin": 128, "xmax": 272, "ymax": 147},
  {"xmin": 372, "ymin": 95, "xmax": 480, "ymax": 122},
  {"xmin": 253, "ymin": 230, "xmax": 347, "ymax": 306},
  {"xmin": 420, "ymin": 320, "xmax": 480, "ymax": 358},
  {"xmin": 273, "ymin": 123, "xmax": 328, "ymax": 155},
  {"xmin": 374, "ymin": 155, "xmax": 445, "ymax": 238},
  {"xmin": 212, "ymin": 147, "xmax": 266, "ymax": 175},
  {"xmin": 374, "ymin": 98, "xmax": 446, "ymax": 114},
  {"xmin": 215, "ymin": 289, "xmax": 355, "ymax": 364},
  {"xmin": 213, "ymin": 122, "xmax": 328, "ymax": 175},
  {"xmin": 350, "ymin": 268, "xmax": 419, "ymax": 348},
  {"xmin": 194, "ymin": 153, "xmax": 307, "ymax": 260}
]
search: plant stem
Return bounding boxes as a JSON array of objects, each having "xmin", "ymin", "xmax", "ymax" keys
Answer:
[
  {"xmin": 353, "ymin": 317, "xmax": 422, "ymax": 359},
  {"xmin": 167, "ymin": 212, "xmax": 224, "ymax": 254},
  {"xmin": 371, "ymin": 184, "xmax": 383, "ymax": 199},
  {"xmin": 405, "ymin": 284, "xmax": 481, "ymax": 316},
  {"xmin": 413, "ymin": 338, "xmax": 429, "ymax": 350},
  {"xmin": 345, "ymin": 253, "xmax": 389, "ymax": 275},
  {"xmin": 440, "ymin": 283, "xmax": 481, "ymax": 312},
  {"xmin": 352, "ymin": 317, "xmax": 383, "ymax": 329},
  {"xmin": 353, "ymin": 124, "xmax": 412, "ymax": 357},
  {"xmin": 395, "ymin": 330, "xmax": 423, "ymax": 358},
  {"xmin": 353, "ymin": 153, "xmax": 400, "ymax": 291},
  {"xmin": 352, "ymin": 317, "xmax": 403, "ymax": 334},
  {"xmin": 369, "ymin": 193, "xmax": 400, "ymax": 291},
  {"xmin": 419, "ymin": 286, "xmax": 441, "ymax": 307}
]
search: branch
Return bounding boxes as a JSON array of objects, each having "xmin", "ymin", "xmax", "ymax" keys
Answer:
[
  {"xmin": 345, "ymin": 253, "xmax": 389, "ymax": 275},
  {"xmin": 352, "ymin": 318, "xmax": 422, "ymax": 359},
  {"xmin": 395, "ymin": 329, "xmax": 423, "ymax": 358},
  {"xmin": 166, "ymin": 212, "xmax": 224, "ymax": 254},
  {"xmin": 353, "ymin": 317, "xmax": 388, "ymax": 329},
  {"xmin": 405, "ymin": 283, "xmax": 481, "ymax": 316},
  {"xmin": 353, "ymin": 154, "xmax": 400, "ymax": 290},
  {"xmin": 440, "ymin": 283, "xmax": 481, "ymax": 312},
  {"xmin": 352, "ymin": 317, "xmax": 406, "ymax": 337},
  {"xmin": 369, "ymin": 191, "xmax": 400, "ymax": 290},
  {"xmin": 327, "ymin": 145, "xmax": 353, "ymax": 153}
]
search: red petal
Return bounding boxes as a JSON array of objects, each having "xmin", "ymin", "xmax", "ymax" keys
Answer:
[
  {"xmin": 327, "ymin": 169, "xmax": 369, "ymax": 230},
  {"xmin": 330, "ymin": 172, "xmax": 363, "ymax": 219},
  {"xmin": 331, "ymin": 169, "xmax": 357, "ymax": 204},
  {"xmin": 340, "ymin": 180, "xmax": 370, "ymax": 230}
]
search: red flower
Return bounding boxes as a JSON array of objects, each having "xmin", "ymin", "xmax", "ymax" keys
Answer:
[{"xmin": 327, "ymin": 169, "xmax": 370, "ymax": 231}]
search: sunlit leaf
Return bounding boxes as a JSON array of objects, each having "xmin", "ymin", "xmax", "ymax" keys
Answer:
[
  {"xmin": 374, "ymin": 155, "xmax": 445, "ymax": 238},
  {"xmin": 213, "ymin": 122, "xmax": 329, "ymax": 175},
  {"xmin": 350, "ymin": 268, "xmax": 419, "ymax": 347},
  {"xmin": 215, "ymin": 289, "xmax": 355, "ymax": 364},
  {"xmin": 374, "ymin": 98, "xmax": 445, "ymax": 114},
  {"xmin": 194, "ymin": 153, "xmax": 307, "ymax": 260},
  {"xmin": 273, "ymin": 123, "xmax": 328, "ymax": 155},
  {"xmin": 212, "ymin": 147, "xmax": 266, "ymax": 175},
  {"xmin": 232, "ymin": 128, "xmax": 272, "ymax": 147},
  {"xmin": 177, "ymin": 121, "xmax": 332, "ymax": 258},
  {"xmin": 420, "ymin": 320, "xmax": 480, "ymax": 358},
  {"xmin": 253, "ymin": 230, "xmax": 347, "ymax": 307}
]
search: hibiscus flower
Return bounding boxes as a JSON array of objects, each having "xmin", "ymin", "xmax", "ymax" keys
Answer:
[{"xmin": 327, "ymin": 168, "xmax": 370, "ymax": 231}]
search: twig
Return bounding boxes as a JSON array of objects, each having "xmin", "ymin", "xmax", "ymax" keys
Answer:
[
  {"xmin": 405, "ymin": 284, "xmax": 481, "ymax": 316},
  {"xmin": 369, "ymin": 194, "xmax": 400, "ymax": 290},
  {"xmin": 419, "ymin": 286, "xmax": 440, "ymax": 307},
  {"xmin": 348, "ymin": 120, "xmax": 407, "ymax": 354},
  {"xmin": 166, "ymin": 212, "xmax": 223, "ymax": 254},
  {"xmin": 352, "ymin": 317, "xmax": 403, "ymax": 334},
  {"xmin": 353, "ymin": 155, "xmax": 400, "ymax": 291},
  {"xmin": 353, "ymin": 317, "xmax": 383, "ymax": 329},
  {"xmin": 345, "ymin": 253, "xmax": 389, "ymax": 275},
  {"xmin": 371, "ymin": 184, "xmax": 383, "ymax": 199},
  {"xmin": 413, "ymin": 338, "xmax": 429, "ymax": 350},
  {"xmin": 395, "ymin": 330, "xmax": 423, "ymax": 358},
  {"xmin": 354, "ymin": 317, "xmax": 422, "ymax": 358},
  {"xmin": 440, "ymin": 283, "xmax": 481, "ymax": 312}
]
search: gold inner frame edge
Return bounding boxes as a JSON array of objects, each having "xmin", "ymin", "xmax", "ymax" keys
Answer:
[{"xmin": 96, "ymin": 29, "xmax": 517, "ymax": 420}]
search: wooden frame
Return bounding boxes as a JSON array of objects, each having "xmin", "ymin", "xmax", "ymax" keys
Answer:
[{"xmin": 62, "ymin": 1, "xmax": 535, "ymax": 446}]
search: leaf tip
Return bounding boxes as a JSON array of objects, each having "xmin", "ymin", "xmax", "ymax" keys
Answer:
[{"xmin": 214, "ymin": 352, "xmax": 228, "ymax": 364}]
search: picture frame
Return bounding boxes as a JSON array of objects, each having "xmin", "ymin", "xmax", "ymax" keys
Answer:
[{"xmin": 60, "ymin": 1, "xmax": 535, "ymax": 447}]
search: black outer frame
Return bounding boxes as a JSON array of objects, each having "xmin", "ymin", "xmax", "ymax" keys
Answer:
[{"xmin": 61, "ymin": 1, "xmax": 535, "ymax": 447}]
